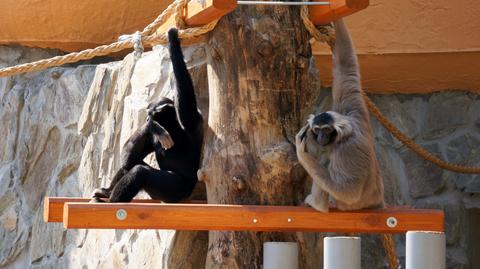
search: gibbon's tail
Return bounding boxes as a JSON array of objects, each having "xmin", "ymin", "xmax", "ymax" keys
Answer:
[{"xmin": 167, "ymin": 28, "xmax": 199, "ymax": 130}]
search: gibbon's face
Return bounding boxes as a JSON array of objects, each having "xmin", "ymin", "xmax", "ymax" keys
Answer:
[
  {"xmin": 308, "ymin": 112, "xmax": 338, "ymax": 146},
  {"xmin": 147, "ymin": 98, "xmax": 176, "ymax": 125}
]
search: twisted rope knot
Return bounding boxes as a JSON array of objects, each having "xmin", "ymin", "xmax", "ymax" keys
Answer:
[
  {"xmin": 118, "ymin": 31, "xmax": 144, "ymax": 59},
  {"xmin": 0, "ymin": 0, "xmax": 216, "ymax": 77}
]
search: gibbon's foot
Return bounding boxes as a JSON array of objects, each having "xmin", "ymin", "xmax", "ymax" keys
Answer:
[
  {"xmin": 91, "ymin": 188, "xmax": 110, "ymax": 199},
  {"xmin": 89, "ymin": 196, "xmax": 107, "ymax": 203},
  {"xmin": 304, "ymin": 194, "xmax": 329, "ymax": 212}
]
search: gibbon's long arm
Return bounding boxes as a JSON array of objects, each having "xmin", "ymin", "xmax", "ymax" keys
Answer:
[
  {"xmin": 331, "ymin": 20, "xmax": 369, "ymax": 120},
  {"xmin": 168, "ymin": 28, "xmax": 201, "ymax": 131}
]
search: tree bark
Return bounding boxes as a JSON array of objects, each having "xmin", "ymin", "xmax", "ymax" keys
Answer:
[{"xmin": 202, "ymin": 5, "xmax": 323, "ymax": 269}]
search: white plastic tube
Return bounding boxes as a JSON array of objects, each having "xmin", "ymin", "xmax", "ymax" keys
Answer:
[
  {"xmin": 324, "ymin": 237, "xmax": 361, "ymax": 269},
  {"xmin": 406, "ymin": 231, "xmax": 446, "ymax": 269},
  {"xmin": 263, "ymin": 242, "xmax": 299, "ymax": 269}
]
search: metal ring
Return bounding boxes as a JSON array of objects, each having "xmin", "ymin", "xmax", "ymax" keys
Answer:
[
  {"xmin": 386, "ymin": 217, "xmax": 398, "ymax": 228},
  {"xmin": 116, "ymin": 209, "xmax": 127, "ymax": 221}
]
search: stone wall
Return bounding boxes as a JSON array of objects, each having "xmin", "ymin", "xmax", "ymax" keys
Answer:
[
  {"xmin": 0, "ymin": 44, "xmax": 478, "ymax": 268},
  {"xmin": 0, "ymin": 44, "xmax": 208, "ymax": 269}
]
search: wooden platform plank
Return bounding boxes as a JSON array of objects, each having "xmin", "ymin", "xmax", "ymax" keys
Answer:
[
  {"xmin": 43, "ymin": 197, "xmax": 206, "ymax": 223},
  {"xmin": 63, "ymin": 203, "xmax": 444, "ymax": 233},
  {"xmin": 309, "ymin": 0, "xmax": 369, "ymax": 25}
]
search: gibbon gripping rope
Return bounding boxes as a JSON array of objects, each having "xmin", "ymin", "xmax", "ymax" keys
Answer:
[{"xmin": 299, "ymin": 1, "xmax": 480, "ymax": 175}]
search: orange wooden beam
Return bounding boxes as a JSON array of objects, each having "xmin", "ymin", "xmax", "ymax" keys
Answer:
[
  {"xmin": 44, "ymin": 197, "xmax": 89, "ymax": 223},
  {"xmin": 155, "ymin": 0, "xmax": 236, "ymax": 35},
  {"xmin": 43, "ymin": 197, "xmax": 206, "ymax": 223},
  {"xmin": 185, "ymin": 0, "xmax": 237, "ymax": 26},
  {"xmin": 309, "ymin": 0, "xmax": 369, "ymax": 25},
  {"xmin": 62, "ymin": 202, "xmax": 444, "ymax": 233},
  {"xmin": 154, "ymin": 0, "xmax": 236, "ymax": 45}
]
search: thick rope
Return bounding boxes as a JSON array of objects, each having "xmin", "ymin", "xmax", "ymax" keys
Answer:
[
  {"xmin": 381, "ymin": 234, "xmax": 400, "ymax": 269},
  {"xmin": 300, "ymin": 4, "xmax": 335, "ymax": 45},
  {"xmin": 300, "ymin": 3, "xmax": 480, "ymax": 175},
  {"xmin": 0, "ymin": 0, "xmax": 218, "ymax": 78},
  {"xmin": 364, "ymin": 94, "xmax": 480, "ymax": 174}
]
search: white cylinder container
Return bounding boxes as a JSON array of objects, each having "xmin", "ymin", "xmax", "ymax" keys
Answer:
[
  {"xmin": 263, "ymin": 242, "xmax": 299, "ymax": 269},
  {"xmin": 406, "ymin": 231, "xmax": 446, "ymax": 269},
  {"xmin": 324, "ymin": 237, "xmax": 361, "ymax": 269}
]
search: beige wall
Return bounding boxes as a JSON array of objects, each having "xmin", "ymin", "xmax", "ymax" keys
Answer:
[
  {"xmin": 314, "ymin": 0, "xmax": 480, "ymax": 55},
  {"xmin": 0, "ymin": 0, "xmax": 171, "ymax": 52},
  {"xmin": 313, "ymin": 0, "xmax": 480, "ymax": 92}
]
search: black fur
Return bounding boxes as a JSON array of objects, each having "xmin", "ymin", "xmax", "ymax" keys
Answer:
[{"xmin": 92, "ymin": 28, "xmax": 204, "ymax": 203}]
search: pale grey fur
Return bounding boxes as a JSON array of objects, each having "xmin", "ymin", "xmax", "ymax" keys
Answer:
[{"xmin": 295, "ymin": 19, "xmax": 384, "ymax": 212}]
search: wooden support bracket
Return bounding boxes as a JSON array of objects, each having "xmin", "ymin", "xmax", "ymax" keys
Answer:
[
  {"xmin": 185, "ymin": 0, "xmax": 237, "ymax": 26},
  {"xmin": 54, "ymin": 200, "xmax": 444, "ymax": 233},
  {"xmin": 155, "ymin": 0, "xmax": 236, "ymax": 40},
  {"xmin": 309, "ymin": 0, "xmax": 369, "ymax": 25}
]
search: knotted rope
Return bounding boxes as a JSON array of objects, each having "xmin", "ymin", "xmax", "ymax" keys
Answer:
[
  {"xmin": 299, "ymin": 3, "xmax": 480, "ymax": 175},
  {"xmin": 0, "ymin": 0, "xmax": 218, "ymax": 77}
]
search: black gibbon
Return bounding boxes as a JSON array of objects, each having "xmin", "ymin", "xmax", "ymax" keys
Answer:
[{"xmin": 91, "ymin": 28, "xmax": 204, "ymax": 203}]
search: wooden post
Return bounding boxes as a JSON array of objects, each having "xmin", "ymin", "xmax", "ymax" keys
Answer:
[
  {"xmin": 406, "ymin": 231, "xmax": 446, "ymax": 269},
  {"xmin": 263, "ymin": 242, "xmax": 299, "ymax": 269},
  {"xmin": 324, "ymin": 237, "xmax": 361, "ymax": 269},
  {"xmin": 203, "ymin": 3, "xmax": 322, "ymax": 267}
]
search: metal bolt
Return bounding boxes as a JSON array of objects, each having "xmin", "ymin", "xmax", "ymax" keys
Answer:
[
  {"xmin": 253, "ymin": 218, "xmax": 258, "ymax": 224},
  {"xmin": 116, "ymin": 209, "xmax": 127, "ymax": 221},
  {"xmin": 287, "ymin": 218, "xmax": 293, "ymax": 223},
  {"xmin": 386, "ymin": 217, "xmax": 397, "ymax": 228}
]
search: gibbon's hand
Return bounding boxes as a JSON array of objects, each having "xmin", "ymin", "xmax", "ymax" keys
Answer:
[
  {"xmin": 295, "ymin": 124, "xmax": 309, "ymax": 154},
  {"xmin": 157, "ymin": 129, "xmax": 174, "ymax": 150},
  {"xmin": 148, "ymin": 119, "xmax": 175, "ymax": 150}
]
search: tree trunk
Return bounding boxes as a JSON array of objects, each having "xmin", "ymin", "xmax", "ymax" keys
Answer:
[{"xmin": 202, "ymin": 5, "xmax": 323, "ymax": 269}]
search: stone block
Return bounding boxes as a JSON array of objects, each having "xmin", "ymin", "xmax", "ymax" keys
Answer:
[
  {"xmin": 400, "ymin": 143, "xmax": 445, "ymax": 199},
  {"xmin": 422, "ymin": 92, "xmax": 471, "ymax": 140}
]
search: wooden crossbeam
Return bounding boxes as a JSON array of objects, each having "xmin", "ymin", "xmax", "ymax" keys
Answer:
[
  {"xmin": 61, "ymin": 202, "xmax": 444, "ymax": 233},
  {"xmin": 154, "ymin": 0, "xmax": 368, "ymax": 44},
  {"xmin": 309, "ymin": 0, "xmax": 369, "ymax": 25}
]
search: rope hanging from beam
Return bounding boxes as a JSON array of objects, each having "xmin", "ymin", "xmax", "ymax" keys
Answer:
[
  {"xmin": 0, "ymin": 0, "xmax": 218, "ymax": 78},
  {"xmin": 300, "ymin": 2, "xmax": 480, "ymax": 175}
]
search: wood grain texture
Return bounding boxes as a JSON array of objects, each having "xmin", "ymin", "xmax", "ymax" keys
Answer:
[
  {"xmin": 62, "ymin": 202, "xmax": 444, "ymax": 233},
  {"xmin": 310, "ymin": 0, "xmax": 369, "ymax": 25},
  {"xmin": 203, "ymin": 3, "xmax": 322, "ymax": 267}
]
